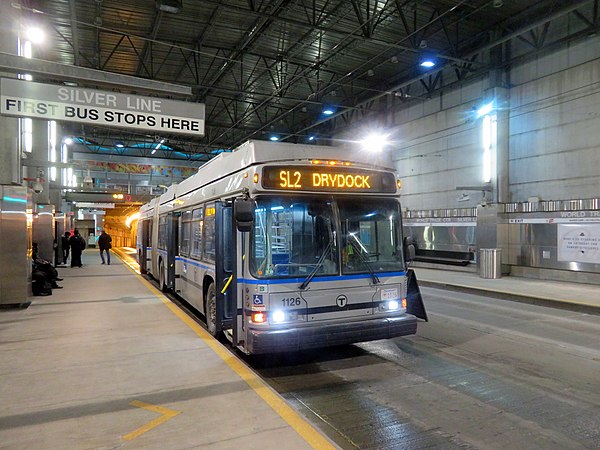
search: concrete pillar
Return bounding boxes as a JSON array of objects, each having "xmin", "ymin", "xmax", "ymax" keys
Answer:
[
  {"xmin": 30, "ymin": 119, "xmax": 51, "ymax": 204},
  {"xmin": 494, "ymin": 87, "xmax": 510, "ymax": 204},
  {"xmin": 0, "ymin": 1, "xmax": 21, "ymax": 185}
]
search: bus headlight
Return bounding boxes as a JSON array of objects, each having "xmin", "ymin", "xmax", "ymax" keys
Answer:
[
  {"xmin": 387, "ymin": 300, "xmax": 400, "ymax": 311},
  {"xmin": 271, "ymin": 310, "xmax": 286, "ymax": 323}
]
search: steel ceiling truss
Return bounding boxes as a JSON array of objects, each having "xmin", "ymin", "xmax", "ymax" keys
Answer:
[{"xmin": 37, "ymin": 0, "xmax": 600, "ymax": 156}]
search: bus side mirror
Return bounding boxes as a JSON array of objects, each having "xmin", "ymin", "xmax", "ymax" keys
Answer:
[
  {"xmin": 403, "ymin": 236, "xmax": 415, "ymax": 262},
  {"xmin": 234, "ymin": 197, "xmax": 254, "ymax": 232}
]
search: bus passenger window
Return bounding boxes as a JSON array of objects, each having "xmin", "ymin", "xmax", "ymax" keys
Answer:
[
  {"xmin": 203, "ymin": 204, "xmax": 216, "ymax": 262},
  {"xmin": 179, "ymin": 211, "xmax": 192, "ymax": 256},
  {"xmin": 191, "ymin": 208, "xmax": 203, "ymax": 259}
]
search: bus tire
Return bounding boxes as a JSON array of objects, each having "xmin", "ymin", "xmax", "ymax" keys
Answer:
[
  {"xmin": 205, "ymin": 283, "xmax": 218, "ymax": 337},
  {"xmin": 159, "ymin": 260, "xmax": 168, "ymax": 292}
]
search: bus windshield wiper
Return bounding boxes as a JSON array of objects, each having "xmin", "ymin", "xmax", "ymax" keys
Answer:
[
  {"xmin": 298, "ymin": 240, "xmax": 333, "ymax": 290},
  {"xmin": 349, "ymin": 237, "xmax": 380, "ymax": 285}
]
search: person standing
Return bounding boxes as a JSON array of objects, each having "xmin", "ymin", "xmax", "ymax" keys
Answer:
[
  {"xmin": 61, "ymin": 231, "xmax": 71, "ymax": 265},
  {"xmin": 69, "ymin": 229, "xmax": 85, "ymax": 268},
  {"xmin": 97, "ymin": 230, "xmax": 112, "ymax": 265}
]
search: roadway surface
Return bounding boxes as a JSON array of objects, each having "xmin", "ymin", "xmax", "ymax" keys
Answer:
[
  {"xmin": 251, "ymin": 287, "xmax": 600, "ymax": 449},
  {"xmin": 118, "ymin": 249, "xmax": 599, "ymax": 449}
]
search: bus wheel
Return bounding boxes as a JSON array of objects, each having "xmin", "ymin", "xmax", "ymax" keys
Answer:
[
  {"xmin": 159, "ymin": 261, "xmax": 167, "ymax": 292},
  {"xmin": 206, "ymin": 283, "xmax": 218, "ymax": 337}
]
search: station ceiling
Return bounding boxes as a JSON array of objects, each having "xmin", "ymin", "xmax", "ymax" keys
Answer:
[{"xmin": 19, "ymin": 0, "xmax": 600, "ymax": 161}]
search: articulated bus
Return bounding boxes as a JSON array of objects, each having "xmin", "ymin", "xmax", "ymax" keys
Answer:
[{"xmin": 137, "ymin": 140, "xmax": 427, "ymax": 354}]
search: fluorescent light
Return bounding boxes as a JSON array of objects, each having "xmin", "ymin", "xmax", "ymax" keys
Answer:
[
  {"xmin": 151, "ymin": 138, "xmax": 165, "ymax": 154},
  {"xmin": 269, "ymin": 136, "xmax": 279, "ymax": 141},
  {"xmin": 322, "ymin": 108, "xmax": 334, "ymax": 115},
  {"xmin": 64, "ymin": 137, "xmax": 73, "ymax": 145},
  {"xmin": 477, "ymin": 101, "xmax": 494, "ymax": 117},
  {"xmin": 420, "ymin": 60, "xmax": 435, "ymax": 68},
  {"xmin": 308, "ymin": 136, "xmax": 315, "ymax": 141},
  {"xmin": 482, "ymin": 115, "xmax": 493, "ymax": 183},
  {"xmin": 115, "ymin": 142, "xmax": 125, "ymax": 148}
]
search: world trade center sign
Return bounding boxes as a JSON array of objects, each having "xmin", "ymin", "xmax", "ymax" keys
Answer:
[{"xmin": 0, "ymin": 78, "xmax": 205, "ymax": 136}]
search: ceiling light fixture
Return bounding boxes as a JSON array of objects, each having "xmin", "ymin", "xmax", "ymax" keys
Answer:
[
  {"xmin": 156, "ymin": 0, "xmax": 182, "ymax": 14},
  {"xmin": 25, "ymin": 26, "xmax": 45, "ymax": 44},
  {"xmin": 361, "ymin": 133, "xmax": 388, "ymax": 152}
]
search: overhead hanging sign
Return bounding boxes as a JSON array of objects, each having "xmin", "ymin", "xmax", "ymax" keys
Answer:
[{"xmin": 0, "ymin": 78, "xmax": 205, "ymax": 136}]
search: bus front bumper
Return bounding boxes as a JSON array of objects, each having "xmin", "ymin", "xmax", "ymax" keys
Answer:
[{"xmin": 246, "ymin": 314, "xmax": 418, "ymax": 354}]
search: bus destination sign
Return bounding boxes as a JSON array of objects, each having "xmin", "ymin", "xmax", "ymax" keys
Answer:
[{"xmin": 262, "ymin": 166, "xmax": 397, "ymax": 193}]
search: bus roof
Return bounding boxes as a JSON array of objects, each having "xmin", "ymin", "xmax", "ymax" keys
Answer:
[{"xmin": 176, "ymin": 140, "xmax": 393, "ymax": 197}]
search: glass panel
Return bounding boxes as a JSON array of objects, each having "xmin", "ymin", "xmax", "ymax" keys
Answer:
[
  {"xmin": 190, "ymin": 207, "xmax": 203, "ymax": 259},
  {"xmin": 338, "ymin": 198, "xmax": 404, "ymax": 273},
  {"xmin": 203, "ymin": 204, "xmax": 216, "ymax": 262},
  {"xmin": 179, "ymin": 211, "xmax": 192, "ymax": 256},
  {"xmin": 158, "ymin": 215, "xmax": 168, "ymax": 250},
  {"xmin": 251, "ymin": 196, "xmax": 337, "ymax": 278}
]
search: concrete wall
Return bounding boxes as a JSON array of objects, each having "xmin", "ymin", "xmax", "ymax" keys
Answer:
[
  {"xmin": 509, "ymin": 36, "xmax": 600, "ymax": 201},
  {"xmin": 347, "ymin": 33, "xmax": 600, "ymax": 210},
  {"xmin": 391, "ymin": 81, "xmax": 486, "ymax": 210}
]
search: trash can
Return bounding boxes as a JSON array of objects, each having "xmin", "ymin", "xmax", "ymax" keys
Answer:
[{"xmin": 479, "ymin": 248, "xmax": 502, "ymax": 279}]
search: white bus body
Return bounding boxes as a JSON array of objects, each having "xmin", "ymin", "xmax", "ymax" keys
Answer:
[{"xmin": 137, "ymin": 140, "xmax": 427, "ymax": 354}]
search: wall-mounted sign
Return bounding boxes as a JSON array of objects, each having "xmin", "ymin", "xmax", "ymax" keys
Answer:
[
  {"xmin": 0, "ymin": 78, "xmax": 204, "ymax": 136},
  {"xmin": 74, "ymin": 202, "xmax": 115, "ymax": 209},
  {"xmin": 557, "ymin": 224, "xmax": 600, "ymax": 264}
]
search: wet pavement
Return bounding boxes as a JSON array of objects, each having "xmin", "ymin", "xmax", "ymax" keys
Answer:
[{"xmin": 253, "ymin": 286, "xmax": 600, "ymax": 449}]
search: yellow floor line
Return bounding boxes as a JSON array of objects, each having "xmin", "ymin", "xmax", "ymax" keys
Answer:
[{"xmin": 117, "ymin": 252, "xmax": 336, "ymax": 450}]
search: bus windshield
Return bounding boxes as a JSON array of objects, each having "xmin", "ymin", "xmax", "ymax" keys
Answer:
[
  {"xmin": 337, "ymin": 198, "xmax": 404, "ymax": 274},
  {"xmin": 251, "ymin": 196, "xmax": 405, "ymax": 279},
  {"xmin": 251, "ymin": 196, "xmax": 337, "ymax": 278}
]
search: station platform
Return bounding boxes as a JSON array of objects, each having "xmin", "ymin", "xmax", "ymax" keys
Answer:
[
  {"xmin": 0, "ymin": 249, "xmax": 337, "ymax": 450},
  {"xmin": 414, "ymin": 267, "xmax": 600, "ymax": 314}
]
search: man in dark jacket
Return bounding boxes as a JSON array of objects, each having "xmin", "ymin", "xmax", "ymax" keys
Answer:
[
  {"xmin": 69, "ymin": 229, "xmax": 85, "ymax": 268},
  {"xmin": 61, "ymin": 231, "xmax": 71, "ymax": 264},
  {"xmin": 97, "ymin": 230, "xmax": 112, "ymax": 265}
]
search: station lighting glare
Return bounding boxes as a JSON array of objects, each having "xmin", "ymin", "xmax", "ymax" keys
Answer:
[
  {"xmin": 115, "ymin": 142, "xmax": 125, "ymax": 148},
  {"xmin": 420, "ymin": 59, "xmax": 435, "ymax": 68},
  {"xmin": 308, "ymin": 135, "xmax": 315, "ymax": 141},
  {"xmin": 361, "ymin": 133, "xmax": 388, "ymax": 152},
  {"xmin": 477, "ymin": 101, "xmax": 494, "ymax": 118},
  {"xmin": 63, "ymin": 137, "xmax": 73, "ymax": 145},
  {"xmin": 125, "ymin": 212, "xmax": 140, "ymax": 228},
  {"xmin": 25, "ymin": 26, "xmax": 45, "ymax": 44},
  {"xmin": 269, "ymin": 136, "xmax": 279, "ymax": 141},
  {"xmin": 322, "ymin": 108, "xmax": 335, "ymax": 115}
]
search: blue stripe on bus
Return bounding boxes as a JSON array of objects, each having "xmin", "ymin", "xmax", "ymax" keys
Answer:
[
  {"xmin": 239, "ymin": 271, "xmax": 406, "ymax": 285},
  {"xmin": 175, "ymin": 256, "xmax": 213, "ymax": 271}
]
